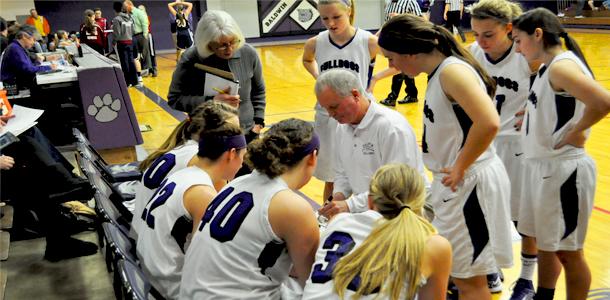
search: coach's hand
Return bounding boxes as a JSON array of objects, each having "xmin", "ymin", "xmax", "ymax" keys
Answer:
[
  {"xmin": 318, "ymin": 199, "xmax": 349, "ymax": 219},
  {"xmin": 214, "ymin": 87, "xmax": 241, "ymax": 108}
]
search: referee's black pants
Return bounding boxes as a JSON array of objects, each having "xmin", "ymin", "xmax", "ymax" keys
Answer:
[
  {"xmin": 391, "ymin": 74, "xmax": 418, "ymax": 99},
  {"xmin": 445, "ymin": 10, "xmax": 466, "ymax": 42}
]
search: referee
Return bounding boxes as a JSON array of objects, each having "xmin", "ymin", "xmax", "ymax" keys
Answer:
[
  {"xmin": 384, "ymin": 0, "xmax": 422, "ymax": 21},
  {"xmin": 380, "ymin": 0, "xmax": 422, "ymax": 107},
  {"xmin": 443, "ymin": 0, "xmax": 466, "ymax": 42}
]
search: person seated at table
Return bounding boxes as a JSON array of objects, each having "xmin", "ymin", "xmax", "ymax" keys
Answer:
[
  {"xmin": 1, "ymin": 115, "xmax": 97, "ymax": 261},
  {"xmin": 46, "ymin": 32, "xmax": 59, "ymax": 52},
  {"xmin": 55, "ymin": 30, "xmax": 75, "ymax": 48},
  {"xmin": 0, "ymin": 25, "xmax": 56, "ymax": 93}
]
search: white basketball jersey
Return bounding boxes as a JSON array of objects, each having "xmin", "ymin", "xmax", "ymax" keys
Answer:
[
  {"xmin": 131, "ymin": 140, "xmax": 198, "ymax": 239},
  {"xmin": 302, "ymin": 211, "xmax": 418, "ymax": 299},
  {"xmin": 423, "ymin": 56, "xmax": 495, "ymax": 173},
  {"xmin": 522, "ymin": 51, "xmax": 591, "ymax": 159},
  {"xmin": 180, "ymin": 171, "xmax": 292, "ymax": 300},
  {"xmin": 136, "ymin": 166, "xmax": 213, "ymax": 299},
  {"xmin": 470, "ymin": 41, "xmax": 531, "ymax": 137},
  {"xmin": 315, "ymin": 28, "xmax": 374, "ymax": 111}
]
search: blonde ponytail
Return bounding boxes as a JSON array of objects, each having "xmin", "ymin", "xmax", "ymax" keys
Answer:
[{"xmin": 332, "ymin": 164, "xmax": 436, "ymax": 299}]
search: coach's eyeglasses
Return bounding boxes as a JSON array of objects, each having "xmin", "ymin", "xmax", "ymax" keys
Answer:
[{"xmin": 210, "ymin": 39, "xmax": 240, "ymax": 51}]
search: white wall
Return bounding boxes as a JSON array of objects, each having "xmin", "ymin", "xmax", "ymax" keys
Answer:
[
  {"xmin": 205, "ymin": 0, "xmax": 383, "ymax": 38},
  {"xmin": 1, "ymin": 0, "xmax": 36, "ymax": 22},
  {"xmin": 206, "ymin": 0, "xmax": 262, "ymax": 38},
  {"xmin": 353, "ymin": 0, "xmax": 384, "ymax": 31}
]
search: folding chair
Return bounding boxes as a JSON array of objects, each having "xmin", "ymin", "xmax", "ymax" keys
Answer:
[
  {"xmin": 102, "ymin": 222, "xmax": 138, "ymax": 299},
  {"xmin": 73, "ymin": 128, "xmax": 142, "ymax": 182},
  {"xmin": 118, "ymin": 259, "xmax": 166, "ymax": 300}
]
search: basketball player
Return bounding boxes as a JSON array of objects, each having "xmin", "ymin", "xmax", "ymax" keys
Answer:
[
  {"xmin": 136, "ymin": 120, "xmax": 246, "ymax": 299},
  {"xmin": 302, "ymin": 0, "xmax": 378, "ymax": 202},
  {"xmin": 179, "ymin": 119, "xmax": 320, "ymax": 299},
  {"xmin": 378, "ymin": 15, "xmax": 513, "ymax": 300},
  {"xmin": 512, "ymin": 8, "xmax": 610, "ymax": 300},
  {"xmin": 131, "ymin": 102, "xmax": 238, "ymax": 240},
  {"xmin": 302, "ymin": 164, "xmax": 451, "ymax": 300},
  {"xmin": 469, "ymin": 0, "xmax": 539, "ymax": 297}
]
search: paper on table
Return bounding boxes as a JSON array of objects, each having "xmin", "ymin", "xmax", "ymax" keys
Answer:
[
  {"xmin": 0, "ymin": 105, "xmax": 44, "ymax": 137},
  {"xmin": 204, "ymin": 72, "xmax": 240, "ymax": 97}
]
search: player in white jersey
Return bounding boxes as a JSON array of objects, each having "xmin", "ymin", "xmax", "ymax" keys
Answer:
[
  {"xmin": 303, "ymin": 164, "xmax": 450, "ymax": 300},
  {"xmin": 513, "ymin": 8, "xmax": 610, "ymax": 300},
  {"xmin": 302, "ymin": 0, "xmax": 378, "ymax": 202},
  {"xmin": 469, "ymin": 1, "xmax": 539, "ymax": 297},
  {"xmin": 130, "ymin": 102, "xmax": 238, "ymax": 240},
  {"xmin": 379, "ymin": 15, "xmax": 513, "ymax": 300},
  {"xmin": 136, "ymin": 118, "xmax": 246, "ymax": 299},
  {"xmin": 180, "ymin": 119, "xmax": 320, "ymax": 299}
]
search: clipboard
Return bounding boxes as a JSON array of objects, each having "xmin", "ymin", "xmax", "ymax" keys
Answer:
[
  {"xmin": 194, "ymin": 63, "xmax": 235, "ymax": 81},
  {"xmin": 195, "ymin": 63, "xmax": 240, "ymax": 97}
]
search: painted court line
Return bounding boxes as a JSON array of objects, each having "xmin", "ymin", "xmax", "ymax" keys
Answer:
[
  {"xmin": 136, "ymin": 86, "xmax": 187, "ymax": 122},
  {"xmin": 594, "ymin": 206, "xmax": 610, "ymax": 215}
]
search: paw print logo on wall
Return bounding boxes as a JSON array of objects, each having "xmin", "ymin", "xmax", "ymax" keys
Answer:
[{"xmin": 87, "ymin": 93, "xmax": 121, "ymax": 122}]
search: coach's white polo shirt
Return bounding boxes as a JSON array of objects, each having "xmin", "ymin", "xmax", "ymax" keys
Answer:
[{"xmin": 333, "ymin": 100, "xmax": 427, "ymax": 213}]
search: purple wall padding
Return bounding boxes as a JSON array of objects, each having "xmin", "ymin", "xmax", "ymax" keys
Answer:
[
  {"xmin": 77, "ymin": 66, "xmax": 143, "ymax": 149},
  {"xmin": 33, "ymin": 0, "xmax": 204, "ymax": 51}
]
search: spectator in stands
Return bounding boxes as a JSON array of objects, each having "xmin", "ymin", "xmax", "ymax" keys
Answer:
[
  {"xmin": 57, "ymin": 30, "xmax": 75, "ymax": 48},
  {"xmin": 168, "ymin": 10, "xmax": 266, "ymax": 145},
  {"xmin": 575, "ymin": 0, "xmax": 588, "ymax": 18},
  {"xmin": 0, "ymin": 25, "xmax": 55, "ymax": 92},
  {"xmin": 68, "ymin": 31, "xmax": 80, "ymax": 44},
  {"xmin": 80, "ymin": 9, "xmax": 105, "ymax": 54},
  {"xmin": 112, "ymin": 1, "xmax": 139, "ymax": 87},
  {"xmin": 0, "ymin": 17, "xmax": 8, "ymax": 53},
  {"xmin": 46, "ymin": 32, "xmax": 58, "ymax": 52},
  {"xmin": 25, "ymin": 9, "xmax": 50, "ymax": 42}
]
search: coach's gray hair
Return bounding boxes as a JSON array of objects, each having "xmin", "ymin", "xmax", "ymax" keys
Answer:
[
  {"xmin": 195, "ymin": 10, "xmax": 245, "ymax": 59},
  {"xmin": 315, "ymin": 69, "xmax": 365, "ymax": 98}
]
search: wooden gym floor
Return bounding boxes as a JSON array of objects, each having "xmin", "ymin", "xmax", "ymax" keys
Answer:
[{"xmin": 129, "ymin": 30, "xmax": 610, "ymax": 299}]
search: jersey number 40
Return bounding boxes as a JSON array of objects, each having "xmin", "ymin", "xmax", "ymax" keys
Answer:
[{"xmin": 198, "ymin": 187, "xmax": 254, "ymax": 242}]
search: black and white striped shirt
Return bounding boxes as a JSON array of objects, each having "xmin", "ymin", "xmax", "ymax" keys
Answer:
[
  {"xmin": 384, "ymin": 0, "xmax": 422, "ymax": 21},
  {"xmin": 445, "ymin": 0, "xmax": 462, "ymax": 12}
]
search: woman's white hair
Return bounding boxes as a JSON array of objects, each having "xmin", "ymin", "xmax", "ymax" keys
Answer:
[
  {"xmin": 314, "ymin": 69, "xmax": 365, "ymax": 98},
  {"xmin": 195, "ymin": 10, "xmax": 245, "ymax": 58}
]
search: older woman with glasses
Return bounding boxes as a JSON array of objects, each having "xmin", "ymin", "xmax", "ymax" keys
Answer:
[{"xmin": 168, "ymin": 10, "xmax": 266, "ymax": 144}]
